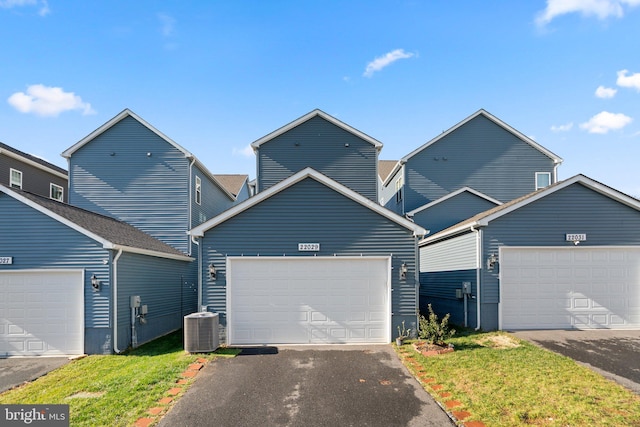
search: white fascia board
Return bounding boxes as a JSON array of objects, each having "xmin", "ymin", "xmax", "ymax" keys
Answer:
[
  {"xmin": 407, "ymin": 187, "xmax": 502, "ymax": 216},
  {"xmin": 0, "ymin": 185, "xmax": 112, "ymax": 248},
  {"xmin": 61, "ymin": 108, "xmax": 194, "ymax": 159},
  {"xmin": 250, "ymin": 109, "xmax": 383, "ymax": 151},
  {"xmin": 0, "ymin": 149, "xmax": 68, "ymax": 180},
  {"xmin": 401, "ymin": 109, "xmax": 563, "ymax": 164},
  {"xmin": 190, "ymin": 167, "xmax": 427, "ymax": 237},
  {"xmin": 381, "ymin": 162, "xmax": 403, "ymax": 187},
  {"xmin": 110, "ymin": 245, "xmax": 193, "ymax": 262},
  {"xmin": 419, "ymin": 224, "xmax": 479, "ymax": 246}
]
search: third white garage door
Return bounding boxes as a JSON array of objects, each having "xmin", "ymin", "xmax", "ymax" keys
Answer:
[
  {"xmin": 500, "ymin": 247, "xmax": 640, "ymax": 330},
  {"xmin": 227, "ymin": 256, "xmax": 390, "ymax": 344}
]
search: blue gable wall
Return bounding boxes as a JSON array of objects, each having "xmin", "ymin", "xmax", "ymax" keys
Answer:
[
  {"xmin": 403, "ymin": 114, "xmax": 556, "ymax": 213},
  {"xmin": 191, "ymin": 164, "xmax": 236, "ymax": 229},
  {"xmin": 200, "ymin": 177, "xmax": 419, "ymax": 341},
  {"xmin": 411, "ymin": 190, "xmax": 499, "ymax": 234},
  {"xmin": 69, "ymin": 116, "xmax": 191, "ymax": 253},
  {"xmin": 256, "ymin": 116, "xmax": 379, "ymax": 201}
]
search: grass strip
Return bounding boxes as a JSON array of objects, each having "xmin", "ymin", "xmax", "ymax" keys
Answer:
[{"xmin": 0, "ymin": 331, "xmax": 239, "ymax": 426}]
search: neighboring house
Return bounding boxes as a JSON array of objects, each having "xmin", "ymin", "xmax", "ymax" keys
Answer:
[
  {"xmin": 213, "ymin": 174, "xmax": 251, "ymax": 200},
  {"xmin": 419, "ymin": 175, "xmax": 640, "ymax": 331},
  {"xmin": 0, "ymin": 141, "xmax": 68, "ymax": 202},
  {"xmin": 0, "ymin": 185, "xmax": 195, "ymax": 356},
  {"xmin": 190, "ymin": 168, "xmax": 426, "ymax": 345},
  {"xmin": 381, "ymin": 109, "xmax": 563, "ymax": 233},
  {"xmin": 252, "ymin": 109, "xmax": 382, "ymax": 202},
  {"xmin": 61, "ymin": 109, "xmax": 243, "ymax": 256}
]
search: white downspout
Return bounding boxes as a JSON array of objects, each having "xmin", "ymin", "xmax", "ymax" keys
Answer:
[
  {"xmin": 187, "ymin": 157, "xmax": 196, "ymax": 256},
  {"xmin": 112, "ymin": 249, "xmax": 124, "ymax": 353},
  {"xmin": 193, "ymin": 236, "xmax": 203, "ymax": 311},
  {"xmin": 474, "ymin": 227, "xmax": 482, "ymax": 331}
]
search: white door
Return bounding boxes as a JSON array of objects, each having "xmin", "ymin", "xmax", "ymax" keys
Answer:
[
  {"xmin": 0, "ymin": 270, "xmax": 84, "ymax": 356},
  {"xmin": 227, "ymin": 257, "xmax": 390, "ymax": 344},
  {"xmin": 500, "ymin": 247, "xmax": 640, "ymax": 330}
]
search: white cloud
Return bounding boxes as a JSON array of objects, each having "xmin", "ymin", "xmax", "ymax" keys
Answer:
[
  {"xmin": 580, "ymin": 111, "xmax": 632, "ymax": 134},
  {"xmin": 551, "ymin": 122, "xmax": 574, "ymax": 132},
  {"xmin": 617, "ymin": 69, "xmax": 640, "ymax": 91},
  {"xmin": 158, "ymin": 13, "xmax": 175, "ymax": 37},
  {"xmin": 363, "ymin": 49, "xmax": 415, "ymax": 78},
  {"xmin": 0, "ymin": 0, "xmax": 49, "ymax": 16},
  {"xmin": 232, "ymin": 145, "xmax": 254, "ymax": 157},
  {"xmin": 536, "ymin": 0, "xmax": 640, "ymax": 27},
  {"xmin": 595, "ymin": 85, "xmax": 617, "ymax": 98},
  {"xmin": 7, "ymin": 84, "xmax": 95, "ymax": 117}
]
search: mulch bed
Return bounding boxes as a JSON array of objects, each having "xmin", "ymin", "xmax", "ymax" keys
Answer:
[{"xmin": 413, "ymin": 341, "xmax": 454, "ymax": 356}]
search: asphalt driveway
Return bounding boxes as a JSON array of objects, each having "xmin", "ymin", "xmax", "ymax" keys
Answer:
[
  {"xmin": 158, "ymin": 345, "xmax": 453, "ymax": 427},
  {"xmin": 512, "ymin": 330, "xmax": 640, "ymax": 394},
  {"xmin": 0, "ymin": 357, "xmax": 70, "ymax": 393}
]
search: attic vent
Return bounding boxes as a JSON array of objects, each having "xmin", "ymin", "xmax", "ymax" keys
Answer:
[{"xmin": 184, "ymin": 312, "xmax": 219, "ymax": 353}]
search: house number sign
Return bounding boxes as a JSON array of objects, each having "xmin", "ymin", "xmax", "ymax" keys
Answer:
[
  {"xmin": 298, "ymin": 243, "xmax": 320, "ymax": 252},
  {"xmin": 565, "ymin": 234, "xmax": 586, "ymax": 242},
  {"xmin": 0, "ymin": 257, "xmax": 13, "ymax": 265}
]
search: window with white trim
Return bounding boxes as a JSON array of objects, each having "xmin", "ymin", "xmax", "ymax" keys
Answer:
[
  {"xmin": 535, "ymin": 172, "xmax": 551, "ymax": 190},
  {"xmin": 50, "ymin": 183, "xmax": 64, "ymax": 201},
  {"xmin": 195, "ymin": 176, "xmax": 202, "ymax": 205},
  {"xmin": 10, "ymin": 169, "xmax": 22, "ymax": 189},
  {"xmin": 395, "ymin": 176, "xmax": 403, "ymax": 203}
]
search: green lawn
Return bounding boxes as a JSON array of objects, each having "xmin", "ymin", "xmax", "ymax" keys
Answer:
[
  {"xmin": 396, "ymin": 330, "xmax": 640, "ymax": 426},
  {"xmin": 0, "ymin": 331, "xmax": 238, "ymax": 427}
]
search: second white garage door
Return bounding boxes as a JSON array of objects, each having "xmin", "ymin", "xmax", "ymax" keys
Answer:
[
  {"xmin": 227, "ymin": 256, "xmax": 391, "ymax": 344},
  {"xmin": 0, "ymin": 270, "xmax": 84, "ymax": 356},
  {"xmin": 500, "ymin": 247, "xmax": 640, "ymax": 330}
]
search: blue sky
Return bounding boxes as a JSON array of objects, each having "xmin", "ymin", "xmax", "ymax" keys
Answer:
[{"xmin": 1, "ymin": 1, "xmax": 639, "ymax": 196}]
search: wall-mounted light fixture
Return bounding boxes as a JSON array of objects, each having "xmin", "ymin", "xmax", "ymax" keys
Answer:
[
  {"xmin": 208, "ymin": 263, "xmax": 216, "ymax": 280},
  {"xmin": 399, "ymin": 263, "xmax": 408, "ymax": 280},
  {"xmin": 91, "ymin": 274, "xmax": 100, "ymax": 291},
  {"xmin": 486, "ymin": 253, "xmax": 498, "ymax": 271}
]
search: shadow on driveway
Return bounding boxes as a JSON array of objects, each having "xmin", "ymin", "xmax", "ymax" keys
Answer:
[{"xmin": 0, "ymin": 357, "xmax": 70, "ymax": 393}]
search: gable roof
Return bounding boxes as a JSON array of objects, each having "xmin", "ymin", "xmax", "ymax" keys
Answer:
[
  {"xmin": 0, "ymin": 184, "xmax": 192, "ymax": 261},
  {"xmin": 190, "ymin": 167, "xmax": 427, "ymax": 237},
  {"xmin": 250, "ymin": 109, "xmax": 383, "ymax": 151},
  {"xmin": 420, "ymin": 174, "xmax": 640, "ymax": 245},
  {"xmin": 407, "ymin": 187, "xmax": 502, "ymax": 216},
  {"xmin": 0, "ymin": 142, "xmax": 68, "ymax": 179},
  {"xmin": 61, "ymin": 108, "xmax": 236, "ymax": 201},
  {"xmin": 212, "ymin": 174, "xmax": 249, "ymax": 197},
  {"xmin": 401, "ymin": 109, "xmax": 563, "ymax": 164},
  {"xmin": 378, "ymin": 160, "xmax": 399, "ymax": 182}
]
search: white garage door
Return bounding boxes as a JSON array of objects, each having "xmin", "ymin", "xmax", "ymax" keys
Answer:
[
  {"xmin": 0, "ymin": 270, "xmax": 84, "ymax": 356},
  {"xmin": 227, "ymin": 257, "xmax": 390, "ymax": 345},
  {"xmin": 500, "ymin": 247, "xmax": 640, "ymax": 330}
]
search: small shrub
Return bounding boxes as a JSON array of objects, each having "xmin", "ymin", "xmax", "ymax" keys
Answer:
[{"xmin": 418, "ymin": 304, "xmax": 455, "ymax": 345}]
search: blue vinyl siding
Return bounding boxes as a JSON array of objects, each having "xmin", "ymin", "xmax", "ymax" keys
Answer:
[
  {"xmin": 68, "ymin": 116, "xmax": 190, "ymax": 253},
  {"xmin": 381, "ymin": 167, "xmax": 404, "ymax": 215},
  {"xmin": 200, "ymin": 177, "xmax": 418, "ymax": 341},
  {"xmin": 404, "ymin": 114, "xmax": 556, "ymax": 213},
  {"xmin": 114, "ymin": 252, "xmax": 196, "ymax": 351},
  {"xmin": 256, "ymin": 116, "xmax": 378, "ymax": 201},
  {"xmin": 420, "ymin": 270, "xmax": 477, "ymax": 328},
  {"xmin": 411, "ymin": 191, "xmax": 499, "ymax": 234},
  {"xmin": 0, "ymin": 154, "xmax": 68, "ymax": 202},
  {"xmin": 191, "ymin": 165, "xmax": 235, "ymax": 229}
]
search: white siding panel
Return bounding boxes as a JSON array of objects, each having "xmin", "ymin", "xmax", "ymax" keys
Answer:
[{"xmin": 421, "ymin": 232, "xmax": 478, "ymax": 272}]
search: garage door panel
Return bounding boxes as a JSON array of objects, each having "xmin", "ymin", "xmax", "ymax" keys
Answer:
[
  {"xmin": 501, "ymin": 248, "xmax": 640, "ymax": 330},
  {"xmin": 228, "ymin": 257, "xmax": 390, "ymax": 344}
]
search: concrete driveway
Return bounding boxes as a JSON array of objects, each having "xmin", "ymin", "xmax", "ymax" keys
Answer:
[
  {"xmin": 158, "ymin": 345, "xmax": 453, "ymax": 427},
  {"xmin": 0, "ymin": 357, "xmax": 70, "ymax": 393},
  {"xmin": 512, "ymin": 330, "xmax": 640, "ymax": 394}
]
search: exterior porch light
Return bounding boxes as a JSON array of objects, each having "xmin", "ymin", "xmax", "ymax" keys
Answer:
[
  {"xmin": 486, "ymin": 253, "xmax": 498, "ymax": 271},
  {"xmin": 208, "ymin": 263, "xmax": 216, "ymax": 280},
  {"xmin": 91, "ymin": 274, "xmax": 100, "ymax": 291},
  {"xmin": 399, "ymin": 263, "xmax": 408, "ymax": 280}
]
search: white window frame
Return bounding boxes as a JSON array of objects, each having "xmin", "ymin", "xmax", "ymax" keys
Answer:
[
  {"xmin": 535, "ymin": 172, "xmax": 551, "ymax": 190},
  {"xmin": 50, "ymin": 183, "xmax": 64, "ymax": 201},
  {"xmin": 195, "ymin": 176, "xmax": 202, "ymax": 205},
  {"xmin": 395, "ymin": 176, "xmax": 403, "ymax": 203},
  {"xmin": 10, "ymin": 168, "xmax": 22, "ymax": 189}
]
